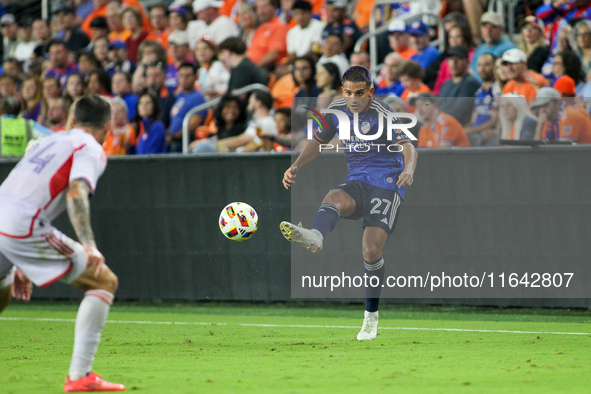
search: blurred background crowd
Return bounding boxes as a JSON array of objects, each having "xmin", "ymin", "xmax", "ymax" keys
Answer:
[{"xmin": 0, "ymin": 0, "xmax": 590, "ymax": 156}]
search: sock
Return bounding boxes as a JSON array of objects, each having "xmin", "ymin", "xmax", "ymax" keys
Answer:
[
  {"xmin": 69, "ymin": 290, "xmax": 114, "ymax": 380},
  {"xmin": 364, "ymin": 257, "xmax": 385, "ymax": 313},
  {"xmin": 312, "ymin": 203, "xmax": 340, "ymax": 239}
]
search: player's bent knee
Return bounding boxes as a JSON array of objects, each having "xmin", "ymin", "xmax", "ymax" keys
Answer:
[
  {"xmin": 100, "ymin": 270, "xmax": 119, "ymax": 294},
  {"xmin": 362, "ymin": 244, "xmax": 382, "ymax": 262}
]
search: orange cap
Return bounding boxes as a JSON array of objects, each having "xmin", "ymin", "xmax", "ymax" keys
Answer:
[{"xmin": 553, "ymin": 75, "xmax": 576, "ymax": 95}]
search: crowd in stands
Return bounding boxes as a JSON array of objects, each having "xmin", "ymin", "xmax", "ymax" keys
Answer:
[{"xmin": 1, "ymin": 0, "xmax": 591, "ymax": 157}]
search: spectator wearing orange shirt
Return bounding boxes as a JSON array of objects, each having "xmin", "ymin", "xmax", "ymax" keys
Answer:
[
  {"xmin": 501, "ymin": 49, "xmax": 538, "ymax": 104},
  {"xmin": 387, "ymin": 20, "xmax": 416, "ymax": 61},
  {"xmin": 106, "ymin": 2, "xmax": 131, "ymax": 43},
  {"xmin": 553, "ymin": 75, "xmax": 590, "ymax": 120},
  {"xmin": 415, "ymin": 92, "xmax": 471, "ymax": 147},
  {"xmin": 532, "ymin": 87, "xmax": 591, "ymax": 143},
  {"xmin": 246, "ymin": 0, "xmax": 289, "ymax": 69},
  {"xmin": 103, "ymin": 97, "xmax": 136, "ymax": 156},
  {"xmin": 145, "ymin": 4, "xmax": 170, "ymax": 50},
  {"xmin": 399, "ymin": 61, "xmax": 431, "ymax": 112}
]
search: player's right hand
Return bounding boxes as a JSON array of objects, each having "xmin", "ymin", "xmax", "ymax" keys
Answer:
[
  {"xmin": 282, "ymin": 166, "xmax": 299, "ymax": 189},
  {"xmin": 84, "ymin": 244, "xmax": 105, "ymax": 278}
]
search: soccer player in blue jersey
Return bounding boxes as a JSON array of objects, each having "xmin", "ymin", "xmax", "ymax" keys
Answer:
[{"xmin": 280, "ymin": 66, "xmax": 418, "ymax": 340}]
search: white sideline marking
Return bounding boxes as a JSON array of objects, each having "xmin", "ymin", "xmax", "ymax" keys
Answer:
[{"xmin": 1, "ymin": 317, "xmax": 590, "ymax": 336}]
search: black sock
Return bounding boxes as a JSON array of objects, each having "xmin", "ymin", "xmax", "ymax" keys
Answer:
[
  {"xmin": 364, "ymin": 257, "xmax": 385, "ymax": 313},
  {"xmin": 311, "ymin": 203, "xmax": 340, "ymax": 238}
]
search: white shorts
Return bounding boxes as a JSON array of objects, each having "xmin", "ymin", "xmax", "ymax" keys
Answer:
[{"xmin": 0, "ymin": 224, "xmax": 88, "ymax": 288}]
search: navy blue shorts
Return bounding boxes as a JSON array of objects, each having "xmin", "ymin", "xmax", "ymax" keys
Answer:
[{"xmin": 335, "ymin": 180, "xmax": 402, "ymax": 235}]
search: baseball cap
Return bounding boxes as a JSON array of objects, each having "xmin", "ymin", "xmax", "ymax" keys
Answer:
[
  {"xmin": 327, "ymin": 0, "xmax": 348, "ymax": 8},
  {"xmin": 446, "ymin": 45, "xmax": 469, "ymax": 59},
  {"xmin": 530, "ymin": 87, "xmax": 562, "ymax": 109},
  {"xmin": 553, "ymin": 75, "xmax": 576, "ymax": 95},
  {"xmin": 109, "ymin": 40, "xmax": 127, "ymax": 50},
  {"xmin": 387, "ymin": 19, "xmax": 406, "ymax": 34},
  {"xmin": 168, "ymin": 30, "xmax": 189, "ymax": 46},
  {"xmin": 502, "ymin": 48, "xmax": 527, "ymax": 64},
  {"xmin": 193, "ymin": 0, "xmax": 223, "ymax": 14},
  {"xmin": 168, "ymin": 6, "xmax": 191, "ymax": 20},
  {"xmin": 480, "ymin": 11, "xmax": 504, "ymax": 27},
  {"xmin": 407, "ymin": 20, "xmax": 429, "ymax": 36},
  {"xmin": 0, "ymin": 14, "xmax": 16, "ymax": 26}
]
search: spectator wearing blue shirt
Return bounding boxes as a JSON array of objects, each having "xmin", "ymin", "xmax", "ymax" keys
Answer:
[
  {"xmin": 465, "ymin": 53, "xmax": 501, "ymax": 146},
  {"xmin": 168, "ymin": 62, "xmax": 207, "ymax": 152},
  {"xmin": 374, "ymin": 52, "xmax": 404, "ymax": 97},
  {"xmin": 470, "ymin": 12, "xmax": 516, "ymax": 82},
  {"xmin": 322, "ymin": 0, "xmax": 361, "ymax": 58},
  {"xmin": 166, "ymin": 30, "xmax": 193, "ymax": 92},
  {"xmin": 111, "ymin": 71, "xmax": 138, "ymax": 122},
  {"xmin": 135, "ymin": 92, "xmax": 167, "ymax": 155},
  {"xmin": 408, "ymin": 20, "xmax": 440, "ymax": 70}
]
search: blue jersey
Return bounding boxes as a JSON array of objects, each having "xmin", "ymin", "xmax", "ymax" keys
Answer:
[
  {"xmin": 472, "ymin": 81, "xmax": 500, "ymax": 127},
  {"xmin": 313, "ymin": 97, "xmax": 411, "ymax": 197}
]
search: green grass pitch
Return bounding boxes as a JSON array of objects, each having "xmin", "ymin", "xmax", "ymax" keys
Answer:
[{"xmin": 1, "ymin": 302, "xmax": 590, "ymax": 393}]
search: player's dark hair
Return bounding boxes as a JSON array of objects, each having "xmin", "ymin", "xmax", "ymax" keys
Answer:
[
  {"xmin": 218, "ymin": 37, "xmax": 247, "ymax": 55},
  {"xmin": 342, "ymin": 65, "xmax": 372, "ymax": 87},
  {"xmin": 252, "ymin": 89, "xmax": 274, "ymax": 111},
  {"xmin": 0, "ymin": 97, "xmax": 21, "ymax": 116},
  {"xmin": 74, "ymin": 94, "xmax": 111, "ymax": 129},
  {"xmin": 397, "ymin": 60, "xmax": 424, "ymax": 80},
  {"xmin": 319, "ymin": 62, "xmax": 342, "ymax": 90}
]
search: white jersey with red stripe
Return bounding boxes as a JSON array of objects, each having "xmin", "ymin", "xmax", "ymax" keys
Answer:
[{"xmin": 0, "ymin": 128, "xmax": 107, "ymax": 238}]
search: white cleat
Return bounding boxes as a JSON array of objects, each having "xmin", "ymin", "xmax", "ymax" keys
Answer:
[
  {"xmin": 279, "ymin": 221, "xmax": 323, "ymax": 254},
  {"xmin": 357, "ymin": 311, "xmax": 379, "ymax": 340}
]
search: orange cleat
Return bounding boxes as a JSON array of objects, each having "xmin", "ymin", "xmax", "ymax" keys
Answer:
[{"xmin": 64, "ymin": 372, "xmax": 125, "ymax": 392}]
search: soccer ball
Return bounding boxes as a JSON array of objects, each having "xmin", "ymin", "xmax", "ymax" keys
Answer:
[{"xmin": 219, "ymin": 202, "xmax": 259, "ymax": 241}]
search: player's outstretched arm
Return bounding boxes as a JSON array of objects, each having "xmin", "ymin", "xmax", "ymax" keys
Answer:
[
  {"xmin": 66, "ymin": 179, "xmax": 105, "ymax": 277},
  {"xmin": 283, "ymin": 140, "xmax": 322, "ymax": 189},
  {"xmin": 397, "ymin": 143, "xmax": 418, "ymax": 188}
]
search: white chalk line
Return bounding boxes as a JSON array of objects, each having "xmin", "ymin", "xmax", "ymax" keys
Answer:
[{"xmin": 1, "ymin": 317, "xmax": 590, "ymax": 336}]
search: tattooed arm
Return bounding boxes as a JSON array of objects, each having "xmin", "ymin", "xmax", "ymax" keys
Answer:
[{"xmin": 66, "ymin": 179, "xmax": 105, "ymax": 276}]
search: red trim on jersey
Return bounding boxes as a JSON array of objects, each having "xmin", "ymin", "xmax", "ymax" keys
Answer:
[
  {"xmin": 39, "ymin": 262, "xmax": 73, "ymax": 288},
  {"xmin": 0, "ymin": 209, "xmax": 41, "ymax": 239},
  {"xmin": 43, "ymin": 144, "xmax": 87, "ymax": 210},
  {"xmin": 45, "ymin": 232, "xmax": 74, "ymax": 256}
]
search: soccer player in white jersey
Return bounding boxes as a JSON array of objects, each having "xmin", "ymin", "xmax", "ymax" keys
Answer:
[
  {"xmin": 0, "ymin": 95, "xmax": 125, "ymax": 392},
  {"xmin": 281, "ymin": 66, "xmax": 418, "ymax": 340}
]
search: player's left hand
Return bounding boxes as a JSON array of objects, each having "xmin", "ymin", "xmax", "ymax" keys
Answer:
[
  {"xmin": 12, "ymin": 268, "xmax": 32, "ymax": 302},
  {"xmin": 397, "ymin": 171, "xmax": 413, "ymax": 188}
]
